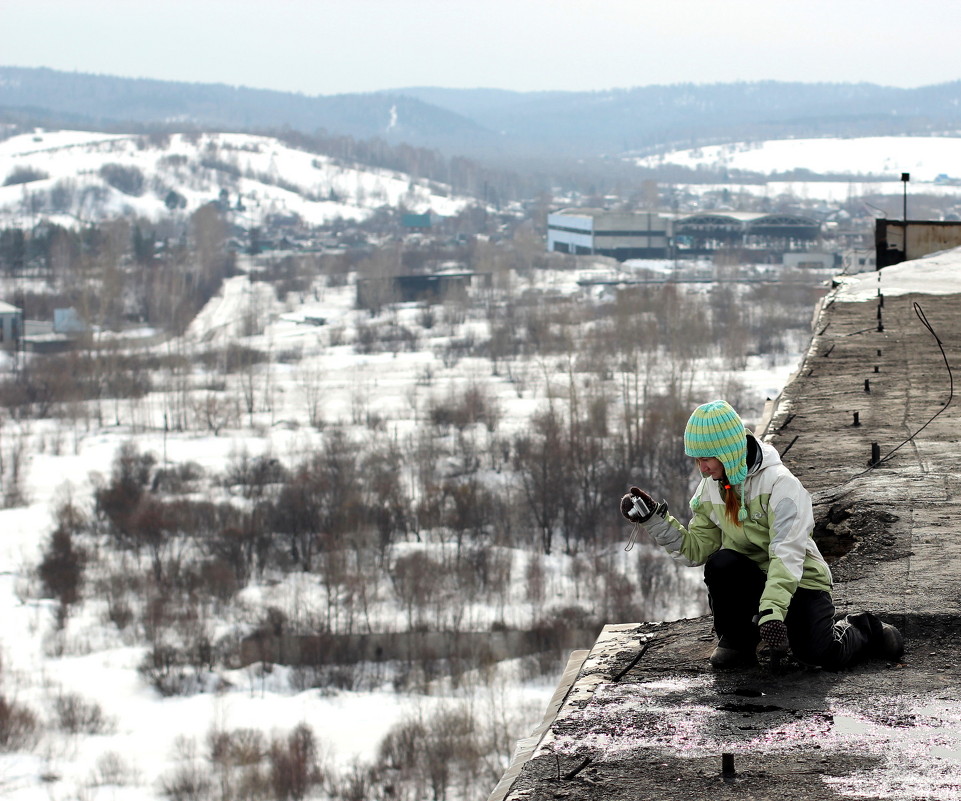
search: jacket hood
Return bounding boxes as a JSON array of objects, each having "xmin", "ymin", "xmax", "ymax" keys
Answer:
[{"xmin": 748, "ymin": 433, "xmax": 783, "ymax": 478}]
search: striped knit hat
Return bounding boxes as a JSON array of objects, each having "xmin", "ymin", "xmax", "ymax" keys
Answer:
[{"xmin": 684, "ymin": 401, "xmax": 749, "ymax": 520}]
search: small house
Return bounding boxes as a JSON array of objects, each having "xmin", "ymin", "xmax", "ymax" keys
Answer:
[{"xmin": 0, "ymin": 301, "xmax": 22, "ymax": 348}]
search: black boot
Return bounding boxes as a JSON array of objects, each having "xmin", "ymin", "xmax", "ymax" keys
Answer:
[
  {"xmin": 710, "ymin": 636, "xmax": 758, "ymax": 669},
  {"xmin": 845, "ymin": 612, "xmax": 904, "ymax": 661}
]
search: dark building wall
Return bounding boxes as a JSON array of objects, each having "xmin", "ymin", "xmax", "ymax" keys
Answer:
[
  {"xmin": 876, "ymin": 218, "xmax": 961, "ymax": 267},
  {"xmin": 356, "ymin": 273, "xmax": 473, "ymax": 308}
]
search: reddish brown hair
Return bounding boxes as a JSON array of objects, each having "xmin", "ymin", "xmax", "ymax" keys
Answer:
[{"xmin": 721, "ymin": 477, "xmax": 743, "ymax": 527}]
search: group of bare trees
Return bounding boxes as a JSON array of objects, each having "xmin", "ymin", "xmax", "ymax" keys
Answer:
[
  {"xmin": 3, "ymin": 213, "xmax": 833, "ymax": 800},
  {"xmin": 13, "ymin": 236, "xmax": 829, "ymax": 635},
  {"xmin": 31, "ymin": 371, "xmax": 696, "ymax": 680},
  {"xmin": 18, "ymin": 245, "xmax": 829, "ymax": 631},
  {"xmin": 0, "ymin": 207, "xmax": 234, "ymax": 334}
]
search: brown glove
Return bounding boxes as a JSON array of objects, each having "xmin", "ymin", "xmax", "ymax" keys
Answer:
[
  {"xmin": 620, "ymin": 487, "xmax": 659, "ymax": 523},
  {"xmin": 758, "ymin": 619, "xmax": 789, "ymax": 655}
]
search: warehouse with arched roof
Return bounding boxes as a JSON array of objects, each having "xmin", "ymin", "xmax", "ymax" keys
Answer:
[{"xmin": 674, "ymin": 211, "xmax": 820, "ymax": 254}]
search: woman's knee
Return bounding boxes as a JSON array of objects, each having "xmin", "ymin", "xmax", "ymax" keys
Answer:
[{"xmin": 704, "ymin": 548, "xmax": 759, "ymax": 582}]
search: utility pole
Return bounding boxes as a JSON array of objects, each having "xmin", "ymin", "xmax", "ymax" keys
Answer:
[
  {"xmin": 901, "ymin": 172, "xmax": 910, "ymax": 261},
  {"xmin": 901, "ymin": 172, "xmax": 910, "ymax": 223}
]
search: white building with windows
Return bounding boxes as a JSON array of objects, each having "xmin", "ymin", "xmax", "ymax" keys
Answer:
[
  {"xmin": 547, "ymin": 208, "xmax": 823, "ymax": 262},
  {"xmin": 547, "ymin": 209, "xmax": 671, "ymax": 260}
]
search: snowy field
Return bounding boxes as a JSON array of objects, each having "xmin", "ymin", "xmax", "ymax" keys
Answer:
[
  {"xmin": 634, "ymin": 136, "xmax": 961, "ymax": 180},
  {"xmin": 632, "ymin": 135, "xmax": 961, "ymax": 203},
  {"xmin": 0, "ymin": 252, "xmax": 822, "ymax": 800}
]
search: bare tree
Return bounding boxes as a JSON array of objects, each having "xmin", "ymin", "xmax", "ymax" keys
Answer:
[
  {"xmin": 297, "ymin": 357, "xmax": 325, "ymax": 429},
  {"xmin": 513, "ymin": 409, "xmax": 567, "ymax": 555}
]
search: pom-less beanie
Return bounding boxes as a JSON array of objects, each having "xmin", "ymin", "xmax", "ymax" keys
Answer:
[{"xmin": 684, "ymin": 400, "xmax": 749, "ymax": 520}]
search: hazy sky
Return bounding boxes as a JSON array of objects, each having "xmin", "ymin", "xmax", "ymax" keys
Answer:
[{"xmin": 5, "ymin": 0, "xmax": 960, "ymax": 96}]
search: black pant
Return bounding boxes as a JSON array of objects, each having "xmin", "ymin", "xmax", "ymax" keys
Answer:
[{"xmin": 703, "ymin": 548, "xmax": 876, "ymax": 670}]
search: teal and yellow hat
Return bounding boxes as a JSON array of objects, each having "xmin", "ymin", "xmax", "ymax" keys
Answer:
[{"xmin": 683, "ymin": 400, "xmax": 748, "ymax": 487}]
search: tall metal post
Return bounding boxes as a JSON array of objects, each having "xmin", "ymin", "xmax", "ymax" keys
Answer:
[
  {"xmin": 901, "ymin": 172, "xmax": 910, "ymax": 260},
  {"xmin": 901, "ymin": 172, "xmax": 909, "ymax": 222}
]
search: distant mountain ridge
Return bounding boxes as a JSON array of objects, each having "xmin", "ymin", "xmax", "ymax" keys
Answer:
[
  {"xmin": 396, "ymin": 81, "xmax": 961, "ymax": 156},
  {"xmin": 0, "ymin": 66, "xmax": 495, "ymax": 152},
  {"xmin": 3, "ymin": 66, "xmax": 961, "ymax": 160}
]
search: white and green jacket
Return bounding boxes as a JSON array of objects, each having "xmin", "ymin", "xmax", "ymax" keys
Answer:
[{"xmin": 644, "ymin": 436, "xmax": 833, "ymax": 623}]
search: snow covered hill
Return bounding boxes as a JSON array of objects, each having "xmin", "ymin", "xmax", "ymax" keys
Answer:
[
  {"xmin": 0, "ymin": 129, "xmax": 474, "ymax": 228},
  {"xmin": 631, "ymin": 135, "xmax": 961, "ymax": 205}
]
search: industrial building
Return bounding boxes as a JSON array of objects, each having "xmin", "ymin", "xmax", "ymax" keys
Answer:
[
  {"xmin": 673, "ymin": 210, "xmax": 821, "ymax": 254},
  {"xmin": 875, "ymin": 217, "xmax": 961, "ymax": 267},
  {"xmin": 355, "ymin": 271, "xmax": 478, "ymax": 309},
  {"xmin": 547, "ymin": 208, "xmax": 822, "ymax": 261},
  {"xmin": 0, "ymin": 301, "xmax": 21, "ymax": 347},
  {"xmin": 546, "ymin": 209, "xmax": 669, "ymax": 260}
]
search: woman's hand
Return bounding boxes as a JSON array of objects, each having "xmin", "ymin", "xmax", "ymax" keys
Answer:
[
  {"xmin": 758, "ymin": 619, "xmax": 789, "ymax": 655},
  {"xmin": 620, "ymin": 487, "xmax": 659, "ymax": 523}
]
